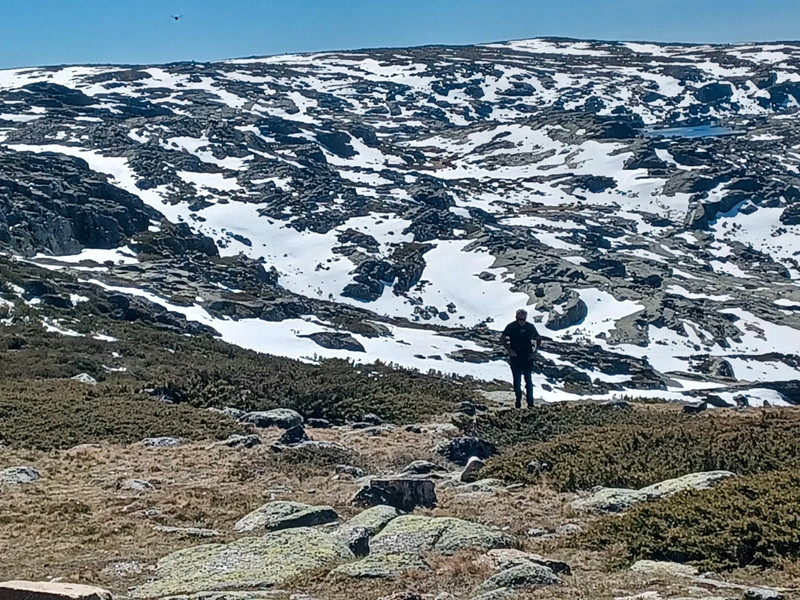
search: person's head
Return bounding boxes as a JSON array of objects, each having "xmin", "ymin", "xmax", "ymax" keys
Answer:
[{"xmin": 515, "ymin": 309, "xmax": 527, "ymax": 323}]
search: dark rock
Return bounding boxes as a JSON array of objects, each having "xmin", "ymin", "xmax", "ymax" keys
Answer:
[
  {"xmin": 307, "ymin": 418, "xmax": 333, "ymax": 429},
  {"xmin": 241, "ymin": 408, "xmax": 303, "ymax": 429},
  {"xmin": 335, "ymin": 464, "xmax": 367, "ymax": 479},
  {"xmin": 352, "ymin": 478, "xmax": 437, "ymax": 511},
  {"xmin": 223, "ymin": 434, "xmax": 262, "ymax": 448},
  {"xmin": 303, "ymin": 331, "xmax": 365, "ymax": 352},
  {"xmin": 278, "ymin": 425, "xmax": 309, "ymax": 446},
  {"xmin": 437, "ymin": 437, "xmax": 497, "ymax": 466},
  {"xmin": 683, "ymin": 401, "xmax": 708, "ymax": 415}
]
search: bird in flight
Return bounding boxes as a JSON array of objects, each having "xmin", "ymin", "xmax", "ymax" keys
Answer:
[{"xmin": 172, "ymin": 14, "xmax": 182, "ymax": 21}]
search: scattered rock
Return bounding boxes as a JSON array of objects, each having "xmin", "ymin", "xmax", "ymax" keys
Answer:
[
  {"xmin": 629, "ymin": 560, "xmax": 699, "ymax": 578},
  {"xmin": 307, "ymin": 418, "xmax": 332, "ymax": 429},
  {"xmin": 0, "ymin": 466, "xmax": 40, "ymax": 484},
  {"xmin": 138, "ymin": 437, "xmax": 181, "ymax": 448},
  {"xmin": 153, "ymin": 525, "xmax": 221, "ymax": 538},
  {"xmin": 222, "ymin": 434, "xmax": 262, "ymax": 448},
  {"xmin": 398, "ymin": 460, "xmax": 448, "ymax": 477},
  {"xmin": 437, "ymin": 437, "xmax": 497, "ymax": 466},
  {"xmin": 334, "ymin": 464, "xmax": 367, "ymax": 479},
  {"xmin": 0, "ymin": 581, "xmax": 112, "ymax": 600},
  {"xmin": 744, "ymin": 588, "xmax": 785, "ymax": 600},
  {"xmin": 330, "ymin": 551, "xmax": 430, "ymax": 578},
  {"xmin": 479, "ymin": 548, "xmax": 571, "ymax": 575},
  {"xmin": 241, "ymin": 408, "xmax": 303, "ymax": 429},
  {"xmin": 460, "ymin": 456, "xmax": 486, "ymax": 482},
  {"xmin": 278, "ymin": 425, "xmax": 309, "ymax": 446},
  {"xmin": 346, "ymin": 504, "xmax": 402, "ymax": 535},
  {"xmin": 117, "ymin": 478, "xmax": 154, "ymax": 493},
  {"xmin": 684, "ymin": 400, "xmax": 708, "ymax": 414},
  {"xmin": 70, "ymin": 373, "xmax": 98, "ymax": 385},
  {"xmin": 130, "ymin": 528, "xmax": 354, "ymax": 597},
  {"xmin": 332, "ymin": 526, "xmax": 371, "ymax": 556},
  {"xmin": 234, "ymin": 501, "xmax": 338, "ymax": 533},
  {"xmin": 352, "ymin": 478, "xmax": 437, "ymax": 511}
]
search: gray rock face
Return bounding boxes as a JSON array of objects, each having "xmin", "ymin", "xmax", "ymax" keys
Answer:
[
  {"xmin": 572, "ymin": 470, "xmax": 736, "ymax": 512},
  {"xmin": 333, "ymin": 514, "xmax": 515, "ymax": 579},
  {"xmin": 240, "ymin": 408, "xmax": 303, "ymax": 429},
  {"xmin": 131, "ymin": 527, "xmax": 354, "ymax": 597},
  {"xmin": 234, "ymin": 501, "xmax": 339, "ymax": 532},
  {"xmin": 352, "ymin": 478, "xmax": 437, "ymax": 512},
  {"xmin": 0, "ymin": 467, "xmax": 40, "ymax": 485}
]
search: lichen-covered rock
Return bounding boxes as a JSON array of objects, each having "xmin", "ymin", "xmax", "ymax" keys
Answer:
[
  {"xmin": 0, "ymin": 580, "xmax": 112, "ymax": 600},
  {"xmin": 370, "ymin": 515, "xmax": 515, "ymax": 555},
  {"xmin": 572, "ymin": 471, "xmax": 735, "ymax": 512},
  {"xmin": 474, "ymin": 563, "xmax": 560, "ymax": 594},
  {"xmin": 131, "ymin": 528, "xmax": 354, "ymax": 597},
  {"xmin": 330, "ymin": 551, "xmax": 429, "ymax": 578},
  {"xmin": 479, "ymin": 548, "xmax": 571, "ymax": 575},
  {"xmin": 222, "ymin": 434, "xmax": 262, "ymax": 448},
  {"xmin": 347, "ymin": 504, "xmax": 401, "ymax": 533},
  {"xmin": 629, "ymin": 560, "xmax": 699, "ymax": 577},
  {"xmin": 234, "ymin": 501, "xmax": 338, "ymax": 532}
]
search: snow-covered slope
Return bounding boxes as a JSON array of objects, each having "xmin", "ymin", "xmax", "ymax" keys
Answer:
[{"xmin": 1, "ymin": 38, "xmax": 799, "ymax": 404}]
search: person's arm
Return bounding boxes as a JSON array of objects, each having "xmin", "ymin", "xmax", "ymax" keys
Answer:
[
  {"xmin": 531, "ymin": 325, "xmax": 542, "ymax": 351},
  {"xmin": 500, "ymin": 326, "xmax": 517, "ymax": 357}
]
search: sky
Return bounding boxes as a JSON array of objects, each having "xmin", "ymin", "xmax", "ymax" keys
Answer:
[{"xmin": 3, "ymin": 0, "xmax": 800, "ymax": 70}]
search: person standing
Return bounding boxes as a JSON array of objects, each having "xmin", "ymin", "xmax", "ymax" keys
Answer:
[{"xmin": 500, "ymin": 308, "xmax": 541, "ymax": 408}]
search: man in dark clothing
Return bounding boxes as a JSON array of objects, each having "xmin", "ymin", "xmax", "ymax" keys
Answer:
[{"xmin": 500, "ymin": 308, "xmax": 541, "ymax": 408}]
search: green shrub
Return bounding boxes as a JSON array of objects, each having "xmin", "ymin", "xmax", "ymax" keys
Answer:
[
  {"xmin": 483, "ymin": 410, "xmax": 800, "ymax": 491},
  {"xmin": 584, "ymin": 470, "xmax": 800, "ymax": 570},
  {"xmin": 454, "ymin": 402, "xmax": 651, "ymax": 448}
]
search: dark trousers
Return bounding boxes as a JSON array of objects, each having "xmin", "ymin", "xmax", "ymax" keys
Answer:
[{"xmin": 510, "ymin": 355, "xmax": 534, "ymax": 407}]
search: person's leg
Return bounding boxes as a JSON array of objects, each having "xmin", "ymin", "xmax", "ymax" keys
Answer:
[
  {"xmin": 510, "ymin": 357, "xmax": 523, "ymax": 409},
  {"xmin": 523, "ymin": 361, "xmax": 534, "ymax": 407}
]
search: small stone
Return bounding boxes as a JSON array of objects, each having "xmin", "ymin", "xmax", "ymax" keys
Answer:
[
  {"xmin": 117, "ymin": 478, "xmax": 154, "ymax": 492},
  {"xmin": 460, "ymin": 456, "xmax": 486, "ymax": 482},
  {"xmin": 70, "ymin": 373, "xmax": 97, "ymax": 385},
  {"xmin": 153, "ymin": 525, "xmax": 221, "ymax": 538},
  {"xmin": 398, "ymin": 460, "xmax": 447, "ymax": 477},
  {"xmin": 630, "ymin": 560, "xmax": 698, "ymax": 578},
  {"xmin": 335, "ymin": 464, "xmax": 367, "ymax": 479},
  {"xmin": 475, "ymin": 562, "xmax": 560, "ymax": 593},
  {"xmin": 307, "ymin": 418, "xmax": 332, "ymax": 428},
  {"xmin": 223, "ymin": 434, "xmax": 262, "ymax": 448},
  {"xmin": 138, "ymin": 437, "xmax": 181, "ymax": 448},
  {"xmin": 744, "ymin": 588, "xmax": 785, "ymax": 600},
  {"xmin": 0, "ymin": 466, "xmax": 40, "ymax": 484}
]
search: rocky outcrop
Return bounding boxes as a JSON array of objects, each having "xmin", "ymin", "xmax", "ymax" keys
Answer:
[
  {"xmin": 240, "ymin": 409, "xmax": 303, "ymax": 429},
  {"xmin": 571, "ymin": 470, "xmax": 735, "ymax": 512},
  {"xmin": 233, "ymin": 501, "xmax": 338, "ymax": 532},
  {"xmin": 0, "ymin": 581, "xmax": 112, "ymax": 600},
  {"xmin": 131, "ymin": 528, "xmax": 354, "ymax": 597},
  {"xmin": 352, "ymin": 478, "xmax": 437, "ymax": 511}
]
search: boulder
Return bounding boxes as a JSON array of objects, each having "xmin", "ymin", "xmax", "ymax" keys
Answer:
[
  {"xmin": 330, "ymin": 551, "xmax": 430, "ymax": 578},
  {"xmin": 479, "ymin": 548, "xmax": 571, "ymax": 575},
  {"xmin": 240, "ymin": 408, "xmax": 303, "ymax": 429},
  {"xmin": 0, "ymin": 581, "xmax": 112, "ymax": 600},
  {"xmin": 370, "ymin": 515, "xmax": 515, "ymax": 556},
  {"xmin": 744, "ymin": 588, "xmax": 786, "ymax": 600},
  {"xmin": 70, "ymin": 373, "xmax": 97, "ymax": 385},
  {"xmin": 437, "ymin": 437, "xmax": 497, "ymax": 466},
  {"xmin": 460, "ymin": 456, "xmax": 486, "ymax": 483},
  {"xmin": 331, "ymin": 526, "xmax": 371, "ymax": 557},
  {"xmin": 629, "ymin": 560, "xmax": 698, "ymax": 577},
  {"xmin": 572, "ymin": 471, "xmax": 735, "ymax": 512},
  {"xmin": 346, "ymin": 504, "xmax": 402, "ymax": 535},
  {"xmin": 474, "ymin": 563, "xmax": 559, "ymax": 595},
  {"xmin": 352, "ymin": 478, "xmax": 436, "ymax": 512},
  {"xmin": 277, "ymin": 425, "xmax": 309, "ymax": 446},
  {"xmin": 335, "ymin": 464, "xmax": 367, "ymax": 479},
  {"xmin": 222, "ymin": 434, "xmax": 262, "ymax": 448},
  {"xmin": 0, "ymin": 466, "xmax": 40, "ymax": 485},
  {"xmin": 307, "ymin": 418, "xmax": 333, "ymax": 429},
  {"xmin": 233, "ymin": 501, "xmax": 338, "ymax": 533},
  {"xmin": 131, "ymin": 528, "xmax": 353, "ymax": 597}
]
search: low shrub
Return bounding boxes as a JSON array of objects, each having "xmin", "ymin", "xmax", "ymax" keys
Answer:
[
  {"xmin": 0, "ymin": 380, "xmax": 242, "ymax": 450},
  {"xmin": 584, "ymin": 469, "xmax": 800, "ymax": 570},
  {"xmin": 483, "ymin": 410, "xmax": 800, "ymax": 491}
]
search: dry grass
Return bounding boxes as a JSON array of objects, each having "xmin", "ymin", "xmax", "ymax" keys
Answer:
[{"xmin": 2, "ymin": 421, "xmax": 798, "ymax": 599}]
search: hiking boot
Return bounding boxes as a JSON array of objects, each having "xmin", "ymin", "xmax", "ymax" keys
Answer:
[{"xmin": 514, "ymin": 399, "xmax": 522, "ymax": 409}]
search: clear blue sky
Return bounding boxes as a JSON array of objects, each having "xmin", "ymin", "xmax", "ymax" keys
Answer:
[{"xmin": 3, "ymin": 0, "xmax": 800, "ymax": 70}]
